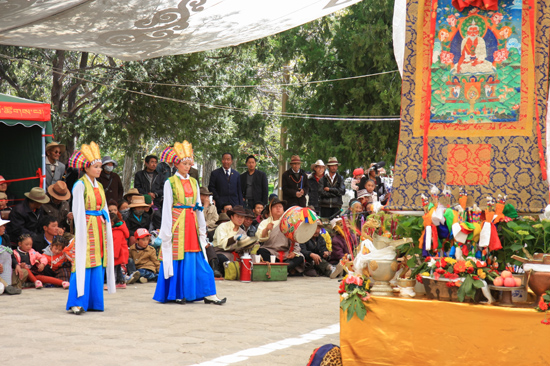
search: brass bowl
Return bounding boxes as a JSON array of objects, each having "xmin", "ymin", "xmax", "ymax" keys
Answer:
[{"xmin": 526, "ymin": 271, "xmax": 550, "ymax": 304}]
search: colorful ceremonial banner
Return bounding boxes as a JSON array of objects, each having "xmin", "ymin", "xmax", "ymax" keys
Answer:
[{"xmin": 389, "ymin": 0, "xmax": 550, "ymax": 213}]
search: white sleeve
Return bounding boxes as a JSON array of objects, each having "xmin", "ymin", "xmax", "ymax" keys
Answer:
[
  {"xmin": 103, "ymin": 197, "xmax": 116, "ymax": 294},
  {"xmin": 160, "ymin": 180, "xmax": 174, "ymax": 279},
  {"xmin": 195, "ymin": 181, "xmax": 208, "ymax": 259},
  {"xmin": 257, "ymin": 218, "xmax": 271, "ymax": 242},
  {"xmin": 72, "ymin": 181, "xmax": 87, "ymax": 298}
]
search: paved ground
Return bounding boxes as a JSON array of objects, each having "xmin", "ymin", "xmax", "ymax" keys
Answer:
[{"xmin": 0, "ymin": 277, "xmax": 341, "ymax": 366}]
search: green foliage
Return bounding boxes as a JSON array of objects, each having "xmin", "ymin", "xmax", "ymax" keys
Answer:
[
  {"xmin": 253, "ymin": 0, "xmax": 401, "ymax": 172},
  {"xmin": 498, "ymin": 219, "xmax": 550, "ymax": 267}
]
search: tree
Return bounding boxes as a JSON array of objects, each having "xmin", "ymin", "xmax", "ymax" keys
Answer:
[{"xmin": 253, "ymin": 0, "xmax": 401, "ymax": 173}]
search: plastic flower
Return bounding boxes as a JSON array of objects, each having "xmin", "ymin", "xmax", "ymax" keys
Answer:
[
  {"xmin": 454, "ymin": 261, "xmax": 466, "ymax": 273},
  {"xmin": 541, "ymin": 319, "xmax": 550, "ymax": 325},
  {"xmin": 416, "ymin": 274, "xmax": 423, "ymax": 282},
  {"xmin": 476, "ymin": 261, "xmax": 487, "ymax": 268},
  {"xmin": 445, "ymin": 257, "xmax": 457, "ymax": 265},
  {"xmin": 465, "ymin": 261, "xmax": 474, "ymax": 269},
  {"xmin": 361, "ymin": 294, "xmax": 371, "ymax": 302},
  {"xmin": 477, "ymin": 269, "xmax": 487, "ymax": 280},
  {"xmin": 473, "ymin": 275, "xmax": 480, "ymax": 280},
  {"xmin": 342, "ymin": 292, "xmax": 349, "ymax": 300},
  {"xmin": 467, "ymin": 266, "xmax": 474, "ymax": 274},
  {"xmin": 538, "ymin": 297, "xmax": 548, "ymax": 311},
  {"xmin": 446, "ymin": 282, "xmax": 455, "ymax": 288},
  {"xmin": 421, "ymin": 272, "xmax": 430, "ymax": 277},
  {"xmin": 427, "ymin": 257, "xmax": 437, "ymax": 268}
]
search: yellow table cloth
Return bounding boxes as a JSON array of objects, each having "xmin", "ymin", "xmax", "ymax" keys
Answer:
[{"xmin": 340, "ymin": 296, "xmax": 550, "ymax": 366}]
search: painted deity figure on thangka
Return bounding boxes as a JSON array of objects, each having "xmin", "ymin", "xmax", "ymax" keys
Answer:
[{"xmin": 431, "ymin": 0, "xmax": 522, "ymax": 124}]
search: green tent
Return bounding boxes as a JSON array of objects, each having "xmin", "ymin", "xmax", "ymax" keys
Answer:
[{"xmin": 0, "ymin": 93, "xmax": 52, "ymax": 204}]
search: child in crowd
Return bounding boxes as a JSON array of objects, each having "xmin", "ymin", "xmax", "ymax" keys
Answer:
[
  {"xmin": 118, "ymin": 199, "xmax": 130, "ymax": 221},
  {"xmin": 44, "ymin": 236, "xmax": 72, "ymax": 282},
  {"xmin": 127, "ymin": 228, "xmax": 159, "ymax": 284},
  {"xmin": 108, "ymin": 200, "xmax": 129, "ymax": 289},
  {"xmin": 126, "ymin": 195, "xmax": 152, "ymax": 245},
  {"xmin": 350, "ymin": 168, "xmax": 364, "ymax": 198},
  {"xmin": 252, "ymin": 202, "xmax": 264, "ymax": 225},
  {"xmin": 13, "ymin": 234, "xmax": 69, "ymax": 289},
  {"xmin": 0, "ymin": 218, "xmax": 21, "ymax": 294},
  {"xmin": 0, "ymin": 192, "xmax": 11, "ymax": 220}
]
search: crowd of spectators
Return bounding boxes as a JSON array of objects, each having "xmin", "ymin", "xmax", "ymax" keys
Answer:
[{"xmin": 0, "ymin": 145, "xmax": 390, "ymax": 295}]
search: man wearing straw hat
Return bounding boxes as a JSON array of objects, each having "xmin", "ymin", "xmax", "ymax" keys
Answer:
[
  {"xmin": 307, "ymin": 159, "xmax": 325, "ymax": 213},
  {"xmin": 43, "ymin": 181, "xmax": 72, "ymax": 233},
  {"xmin": 281, "ymin": 155, "xmax": 309, "ymax": 208},
  {"xmin": 6, "ymin": 187, "xmax": 50, "ymax": 241},
  {"xmin": 318, "ymin": 157, "xmax": 346, "ymax": 219},
  {"xmin": 45, "ymin": 142, "xmax": 66, "ymax": 189}
]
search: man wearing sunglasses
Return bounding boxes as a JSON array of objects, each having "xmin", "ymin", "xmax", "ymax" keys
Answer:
[{"xmin": 45, "ymin": 142, "xmax": 66, "ymax": 189}]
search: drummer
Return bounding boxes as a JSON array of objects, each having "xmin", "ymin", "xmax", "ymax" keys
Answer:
[
  {"xmin": 257, "ymin": 198, "xmax": 304, "ymax": 275},
  {"xmin": 212, "ymin": 206, "xmax": 258, "ymax": 275}
]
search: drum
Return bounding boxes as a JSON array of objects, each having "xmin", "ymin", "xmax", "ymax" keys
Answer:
[{"xmin": 279, "ymin": 206, "xmax": 319, "ymax": 243}]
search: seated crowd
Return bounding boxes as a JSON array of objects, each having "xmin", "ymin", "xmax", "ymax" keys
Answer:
[{"xmin": 0, "ymin": 148, "xmax": 390, "ymax": 295}]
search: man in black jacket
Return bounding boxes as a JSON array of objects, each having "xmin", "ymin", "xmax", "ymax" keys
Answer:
[
  {"xmin": 134, "ymin": 155, "xmax": 163, "ymax": 208},
  {"xmin": 6, "ymin": 187, "xmax": 49, "ymax": 244},
  {"xmin": 281, "ymin": 155, "xmax": 309, "ymax": 207},
  {"xmin": 300, "ymin": 222, "xmax": 343, "ymax": 278},
  {"xmin": 318, "ymin": 157, "xmax": 346, "ymax": 219},
  {"xmin": 240, "ymin": 155, "xmax": 268, "ymax": 209},
  {"xmin": 208, "ymin": 153, "xmax": 242, "ymax": 213}
]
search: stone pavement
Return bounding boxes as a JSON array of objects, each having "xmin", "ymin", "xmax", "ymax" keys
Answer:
[{"xmin": 0, "ymin": 277, "xmax": 341, "ymax": 366}]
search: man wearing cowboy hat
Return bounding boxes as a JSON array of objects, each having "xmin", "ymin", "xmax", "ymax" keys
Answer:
[
  {"xmin": 97, "ymin": 156, "xmax": 124, "ymax": 203},
  {"xmin": 307, "ymin": 159, "xmax": 326, "ymax": 214},
  {"xmin": 213, "ymin": 205, "xmax": 258, "ymax": 276},
  {"xmin": 318, "ymin": 157, "xmax": 346, "ymax": 219},
  {"xmin": 281, "ymin": 155, "xmax": 309, "ymax": 208},
  {"xmin": 42, "ymin": 181, "xmax": 73, "ymax": 234},
  {"xmin": 300, "ymin": 221, "xmax": 344, "ymax": 279},
  {"xmin": 199, "ymin": 187, "xmax": 218, "ymax": 230},
  {"xmin": 45, "ymin": 142, "xmax": 66, "ymax": 189},
  {"xmin": 6, "ymin": 187, "xmax": 50, "ymax": 242},
  {"xmin": 126, "ymin": 195, "xmax": 152, "ymax": 245}
]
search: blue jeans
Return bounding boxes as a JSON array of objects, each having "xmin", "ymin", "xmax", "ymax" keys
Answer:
[{"xmin": 138, "ymin": 268, "xmax": 157, "ymax": 282}]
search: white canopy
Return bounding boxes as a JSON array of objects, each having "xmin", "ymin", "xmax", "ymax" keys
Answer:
[{"xmin": 0, "ymin": 0, "xmax": 362, "ymax": 61}]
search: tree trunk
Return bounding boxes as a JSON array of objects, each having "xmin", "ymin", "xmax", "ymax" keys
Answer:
[
  {"xmin": 202, "ymin": 157, "xmax": 217, "ymax": 188},
  {"xmin": 122, "ymin": 133, "xmax": 139, "ymax": 193}
]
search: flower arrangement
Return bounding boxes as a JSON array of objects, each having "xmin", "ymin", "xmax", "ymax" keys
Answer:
[
  {"xmin": 411, "ymin": 257, "xmax": 498, "ymax": 302},
  {"xmin": 536, "ymin": 290, "xmax": 550, "ymax": 325},
  {"xmin": 339, "ymin": 274, "xmax": 372, "ymax": 321}
]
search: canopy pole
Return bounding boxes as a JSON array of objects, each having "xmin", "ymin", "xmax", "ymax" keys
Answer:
[{"xmin": 42, "ymin": 126, "xmax": 46, "ymax": 188}]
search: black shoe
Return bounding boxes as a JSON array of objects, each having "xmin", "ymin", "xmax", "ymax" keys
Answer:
[
  {"xmin": 5, "ymin": 285, "xmax": 22, "ymax": 295},
  {"xmin": 204, "ymin": 297, "xmax": 226, "ymax": 305},
  {"xmin": 209, "ymin": 258, "xmax": 223, "ymax": 278},
  {"xmin": 175, "ymin": 299, "xmax": 187, "ymax": 305}
]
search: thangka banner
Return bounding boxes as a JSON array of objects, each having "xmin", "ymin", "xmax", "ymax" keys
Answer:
[{"xmin": 389, "ymin": 0, "xmax": 550, "ymax": 213}]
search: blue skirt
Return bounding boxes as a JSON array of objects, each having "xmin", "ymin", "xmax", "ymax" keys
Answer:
[
  {"xmin": 153, "ymin": 252, "xmax": 216, "ymax": 303},
  {"xmin": 66, "ymin": 266, "xmax": 104, "ymax": 311}
]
